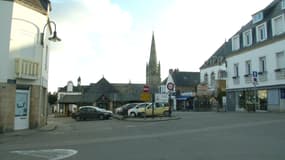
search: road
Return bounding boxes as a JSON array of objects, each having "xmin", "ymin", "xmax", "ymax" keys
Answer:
[{"xmin": 1, "ymin": 112, "xmax": 285, "ymax": 160}]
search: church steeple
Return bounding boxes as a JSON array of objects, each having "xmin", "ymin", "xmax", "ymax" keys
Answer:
[
  {"xmin": 146, "ymin": 32, "xmax": 161, "ymax": 93},
  {"xmin": 149, "ymin": 32, "xmax": 157, "ymax": 67}
]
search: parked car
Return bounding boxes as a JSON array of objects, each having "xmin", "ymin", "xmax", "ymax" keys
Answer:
[
  {"xmin": 128, "ymin": 102, "xmax": 151, "ymax": 117},
  {"xmin": 137, "ymin": 102, "xmax": 170, "ymax": 117},
  {"xmin": 71, "ymin": 106, "xmax": 112, "ymax": 121},
  {"xmin": 115, "ymin": 103, "xmax": 138, "ymax": 116}
]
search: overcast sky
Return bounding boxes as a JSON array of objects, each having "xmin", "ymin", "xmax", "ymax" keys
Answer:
[{"xmin": 48, "ymin": 0, "xmax": 273, "ymax": 92}]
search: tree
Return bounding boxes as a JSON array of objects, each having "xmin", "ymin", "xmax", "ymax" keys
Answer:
[{"xmin": 48, "ymin": 92, "xmax": 57, "ymax": 105}]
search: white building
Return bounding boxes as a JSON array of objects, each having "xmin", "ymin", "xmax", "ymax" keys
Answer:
[
  {"xmin": 0, "ymin": 0, "xmax": 60, "ymax": 132},
  {"xmin": 201, "ymin": 0, "xmax": 285, "ymax": 112}
]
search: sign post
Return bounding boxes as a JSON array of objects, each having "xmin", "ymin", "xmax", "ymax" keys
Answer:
[{"xmin": 252, "ymin": 71, "xmax": 258, "ymax": 112}]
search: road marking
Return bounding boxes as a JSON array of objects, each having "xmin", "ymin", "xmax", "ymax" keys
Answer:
[{"xmin": 11, "ymin": 149, "xmax": 78, "ymax": 160}]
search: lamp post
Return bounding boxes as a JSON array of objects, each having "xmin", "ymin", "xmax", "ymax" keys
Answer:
[
  {"xmin": 40, "ymin": 20, "xmax": 61, "ymax": 46},
  {"xmin": 40, "ymin": 20, "xmax": 61, "ymax": 125}
]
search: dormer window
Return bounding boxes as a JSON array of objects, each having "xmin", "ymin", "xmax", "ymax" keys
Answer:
[
  {"xmin": 232, "ymin": 35, "xmax": 240, "ymax": 51},
  {"xmin": 252, "ymin": 12, "xmax": 263, "ymax": 24},
  {"xmin": 282, "ymin": 0, "xmax": 285, "ymax": 10},
  {"xmin": 272, "ymin": 14, "xmax": 285, "ymax": 36},
  {"xmin": 256, "ymin": 23, "xmax": 267, "ymax": 42},
  {"xmin": 243, "ymin": 29, "xmax": 253, "ymax": 47}
]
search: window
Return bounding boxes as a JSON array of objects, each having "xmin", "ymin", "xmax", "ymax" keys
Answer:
[
  {"xmin": 256, "ymin": 23, "xmax": 267, "ymax": 42},
  {"xmin": 210, "ymin": 72, "xmax": 215, "ymax": 87},
  {"xmin": 276, "ymin": 51, "xmax": 285, "ymax": 69},
  {"xmin": 204, "ymin": 73, "xmax": 208, "ymax": 84},
  {"xmin": 245, "ymin": 60, "xmax": 251, "ymax": 75},
  {"xmin": 252, "ymin": 12, "xmax": 263, "ymax": 24},
  {"xmin": 243, "ymin": 30, "xmax": 252, "ymax": 47},
  {"xmin": 234, "ymin": 63, "xmax": 239, "ymax": 77},
  {"xmin": 272, "ymin": 15, "xmax": 285, "ymax": 36},
  {"xmin": 259, "ymin": 57, "xmax": 266, "ymax": 72},
  {"xmin": 232, "ymin": 35, "xmax": 240, "ymax": 51}
]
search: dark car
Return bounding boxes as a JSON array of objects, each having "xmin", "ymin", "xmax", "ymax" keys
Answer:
[{"xmin": 71, "ymin": 106, "xmax": 112, "ymax": 121}]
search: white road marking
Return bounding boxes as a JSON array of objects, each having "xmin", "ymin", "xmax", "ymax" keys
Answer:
[{"xmin": 11, "ymin": 149, "xmax": 78, "ymax": 160}]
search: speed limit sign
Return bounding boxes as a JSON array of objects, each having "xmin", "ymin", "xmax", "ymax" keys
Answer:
[{"xmin": 167, "ymin": 82, "xmax": 174, "ymax": 91}]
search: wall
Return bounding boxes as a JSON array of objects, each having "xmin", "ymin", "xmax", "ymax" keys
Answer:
[
  {"xmin": 227, "ymin": 38, "xmax": 285, "ymax": 89},
  {"xmin": 0, "ymin": 1, "xmax": 13, "ymax": 83},
  {"xmin": 0, "ymin": 83, "xmax": 16, "ymax": 133}
]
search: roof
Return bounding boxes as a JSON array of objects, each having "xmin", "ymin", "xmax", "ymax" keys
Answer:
[
  {"xmin": 7, "ymin": 0, "xmax": 51, "ymax": 15},
  {"xmin": 200, "ymin": 40, "xmax": 231, "ymax": 69},
  {"xmin": 58, "ymin": 77, "xmax": 145, "ymax": 104},
  {"xmin": 201, "ymin": 0, "xmax": 285, "ymax": 69},
  {"xmin": 162, "ymin": 71, "xmax": 200, "ymax": 87},
  {"xmin": 58, "ymin": 95, "xmax": 82, "ymax": 104}
]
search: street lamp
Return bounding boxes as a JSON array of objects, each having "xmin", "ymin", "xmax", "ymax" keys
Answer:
[{"xmin": 40, "ymin": 20, "xmax": 61, "ymax": 46}]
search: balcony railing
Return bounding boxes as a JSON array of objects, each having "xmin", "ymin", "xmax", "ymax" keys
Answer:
[
  {"xmin": 15, "ymin": 58, "xmax": 39, "ymax": 80},
  {"xmin": 275, "ymin": 68, "xmax": 285, "ymax": 80}
]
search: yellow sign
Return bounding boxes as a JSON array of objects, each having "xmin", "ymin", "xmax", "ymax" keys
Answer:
[{"xmin": 140, "ymin": 92, "xmax": 151, "ymax": 101}]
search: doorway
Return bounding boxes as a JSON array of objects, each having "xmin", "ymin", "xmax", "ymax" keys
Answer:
[{"xmin": 14, "ymin": 90, "xmax": 30, "ymax": 130}]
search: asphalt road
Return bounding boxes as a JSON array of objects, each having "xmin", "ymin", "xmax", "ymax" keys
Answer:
[{"xmin": 1, "ymin": 112, "xmax": 285, "ymax": 160}]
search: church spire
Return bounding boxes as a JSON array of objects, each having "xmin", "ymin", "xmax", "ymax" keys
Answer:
[
  {"xmin": 149, "ymin": 32, "xmax": 157, "ymax": 67},
  {"xmin": 146, "ymin": 32, "xmax": 161, "ymax": 92}
]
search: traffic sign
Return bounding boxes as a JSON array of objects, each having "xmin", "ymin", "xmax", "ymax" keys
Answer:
[
  {"xmin": 140, "ymin": 92, "xmax": 151, "ymax": 101},
  {"xmin": 143, "ymin": 85, "xmax": 149, "ymax": 92},
  {"xmin": 253, "ymin": 71, "xmax": 258, "ymax": 78},
  {"xmin": 167, "ymin": 82, "xmax": 174, "ymax": 91}
]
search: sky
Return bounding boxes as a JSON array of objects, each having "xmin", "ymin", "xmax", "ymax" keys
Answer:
[{"xmin": 48, "ymin": 0, "xmax": 273, "ymax": 92}]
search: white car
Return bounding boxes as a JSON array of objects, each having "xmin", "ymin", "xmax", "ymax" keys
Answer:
[{"xmin": 128, "ymin": 103, "xmax": 151, "ymax": 117}]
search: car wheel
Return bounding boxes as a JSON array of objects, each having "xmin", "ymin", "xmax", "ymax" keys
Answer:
[
  {"xmin": 140, "ymin": 112, "xmax": 145, "ymax": 118},
  {"xmin": 99, "ymin": 115, "xmax": 104, "ymax": 120},
  {"xmin": 163, "ymin": 111, "xmax": 169, "ymax": 117},
  {"xmin": 75, "ymin": 116, "xmax": 81, "ymax": 121},
  {"xmin": 130, "ymin": 112, "xmax": 136, "ymax": 117}
]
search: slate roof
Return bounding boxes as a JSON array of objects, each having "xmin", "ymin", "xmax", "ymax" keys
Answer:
[
  {"xmin": 200, "ymin": 0, "xmax": 284, "ymax": 69},
  {"xmin": 58, "ymin": 95, "xmax": 82, "ymax": 104},
  {"xmin": 200, "ymin": 40, "xmax": 231, "ymax": 69},
  {"xmin": 58, "ymin": 77, "xmax": 145, "ymax": 104},
  {"xmin": 7, "ymin": 0, "xmax": 51, "ymax": 15},
  {"xmin": 162, "ymin": 71, "xmax": 200, "ymax": 87}
]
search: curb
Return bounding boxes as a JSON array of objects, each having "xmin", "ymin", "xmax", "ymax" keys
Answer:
[
  {"xmin": 112, "ymin": 114, "xmax": 181, "ymax": 122},
  {"xmin": 38, "ymin": 124, "xmax": 57, "ymax": 132}
]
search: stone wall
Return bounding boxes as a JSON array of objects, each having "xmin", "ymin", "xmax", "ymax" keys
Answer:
[{"xmin": 0, "ymin": 83, "xmax": 16, "ymax": 133}]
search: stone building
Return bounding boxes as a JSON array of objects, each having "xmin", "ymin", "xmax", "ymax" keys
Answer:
[{"xmin": 0, "ymin": 0, "xmax": 59, "ymax": 132}]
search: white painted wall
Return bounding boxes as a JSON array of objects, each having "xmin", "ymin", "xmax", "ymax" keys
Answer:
[
  {"xmin": 200, "ymin": 63, "xmax": 226, "ymax": 89},
  {"xmin": 227, "ymin": 39, "xmax": 285, "ymax": 89},
  {"xmin": 0, "ymin": 1, "xmax": 51, "ymax": 87},
  {"xmin": 0, "ymin": 1, "xmax": 13, "ymax": 83}
]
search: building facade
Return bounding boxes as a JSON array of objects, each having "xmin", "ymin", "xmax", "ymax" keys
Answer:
[
  {"xmin": 0, "ymin": 0, "xmax": 56, "ymax": 132},
  {"xmin": 146, "ymin": 33, "xmax": 161, "ymax": 93},
  {"xmin": 200, "ymin": 0, "xmax": 285, "ymax": 112},
  {"xmin": 226, "ymin": 0, "xmax": 285, "ymax": 112}
]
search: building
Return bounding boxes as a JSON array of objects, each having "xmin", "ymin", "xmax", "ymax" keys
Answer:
[
  {"xmin": 0, "ymin": 0, "xmax": 58, "ymax": 132},
  {"xmin": 201, "ymin": 0, "xmax": 285, "ymax": 112},
  {"xmin": 226, "ymin": 0, "xmax": 285, "ymax": 112},
  {"xmin": 57, "ymin": 77, "xmax": 146, "ymax": 115},
  {"xmin": 161, "ymin": 69, "xmax": 200, "ymax": 110},
  {"xmin": 146, "ymin": 33, "xmax": 161, "ymax": 93}
]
